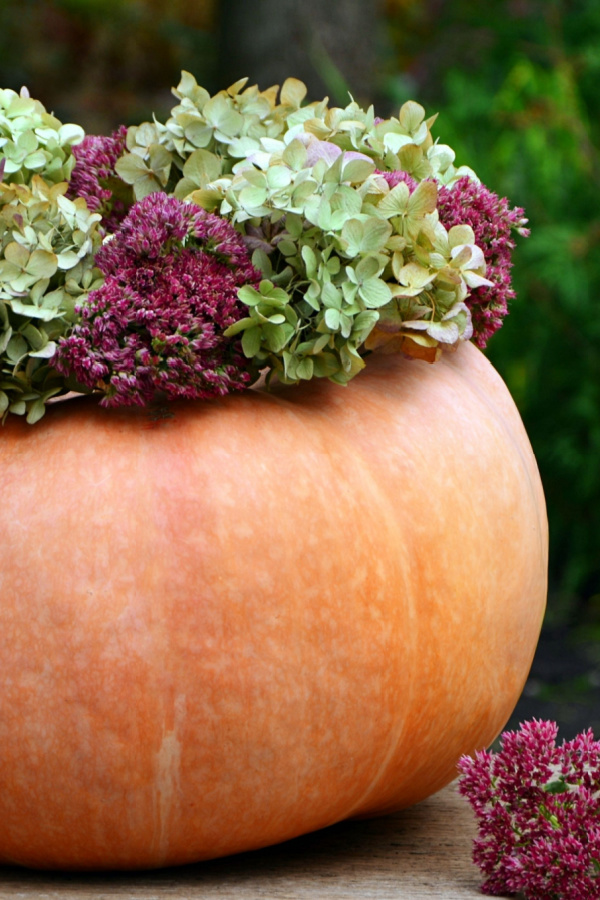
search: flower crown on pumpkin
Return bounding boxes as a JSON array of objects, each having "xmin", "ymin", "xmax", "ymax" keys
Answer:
[{"xmin": 0, "ymin": 74, "xmax": 528, "ymax": 423}]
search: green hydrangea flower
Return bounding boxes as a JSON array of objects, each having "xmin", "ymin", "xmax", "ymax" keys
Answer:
[
  {"xmin": 113, "ymin": 73, "xmax": 485, "ymax": 385},
  {"xmin": 0, "ymin": 87, "xmax": 84, "ymax": 187},
  {"xmin": 0, "ymin": 176, "xmax": 103, "ymax": 422}
]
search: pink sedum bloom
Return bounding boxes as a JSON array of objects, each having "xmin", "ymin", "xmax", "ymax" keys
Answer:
[
  {"xmin": 437, "ymin": 177, "xmax": 529, "ymax": 348},
  {"xmin": 458, "ymin": 720, "xmax": 600, "ymax": 899},
  {"xmin": 54, "ymin": 193, "xmax": 261, "ymax": 407},
  {"xmin": 67, "ymin": 126, "xmax": 129, "ymax": 234}
]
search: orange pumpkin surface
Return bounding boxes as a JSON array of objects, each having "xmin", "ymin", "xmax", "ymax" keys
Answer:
[{"xmin": 0, "ymin": 342, "xmax": 547, "ymax": 870}]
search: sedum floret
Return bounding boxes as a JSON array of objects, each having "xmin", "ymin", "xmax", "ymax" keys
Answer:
[
  {"xmin": 54, "ymin": 192, "xmax": 261, "ymax": 406},
  {"xmin": 458, "ymin": 720, "xmax": 600, "ymax": 899}
]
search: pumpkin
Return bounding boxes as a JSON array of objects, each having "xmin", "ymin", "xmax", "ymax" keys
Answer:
[{"xmin": 0, "ymin": 341, "xmax": 547, "ymax": 871}]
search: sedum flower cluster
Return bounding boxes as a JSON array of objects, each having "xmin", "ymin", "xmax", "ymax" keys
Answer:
[
  {"xmin": 458, "ymin": 720, "xmax": 600, "ymax": 900},
  {"xmin": 0, "ymin": 72, "xmax": 528, "ymax": 420},
  {"xmin": 67, "ymin": 125, "xmax": 130, "ymax": 235},
  {"xmin": 437, "ymin": 177, "xmax": 529, "ymax": 347},
  {"xmin": 53, "ymin": 192, "xmax": 260, "ymax": 406}
]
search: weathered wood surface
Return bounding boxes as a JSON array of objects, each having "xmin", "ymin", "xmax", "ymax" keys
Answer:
[{"xmin": 0, "ymin": 782, "xmax": 482, "ymax": 898}]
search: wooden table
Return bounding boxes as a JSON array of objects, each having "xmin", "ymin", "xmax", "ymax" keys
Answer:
[{"xmin": 0, "ymin": 783, "xmax": 482, "ymax": 898}]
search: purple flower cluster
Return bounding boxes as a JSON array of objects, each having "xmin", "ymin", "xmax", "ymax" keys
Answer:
[
  {"xmin": 458, "ymin": 720, "xmax": 600, "ymax": 899},
  {"xmin": 67, "ymin": 126, "xmax": 129, "ymax": 233},
  {"xmin": 437, "ymin": 176, "xmax": 529, "ymax": 348},
  {"xmin": 54, "ymin": 193, "xmax": 261, "ymax": 406}
]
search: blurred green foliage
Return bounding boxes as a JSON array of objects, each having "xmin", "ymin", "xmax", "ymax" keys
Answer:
[
  {"xmin": 0, "ymin": 0, "xmax": 598, "ymax": 620},
  {"xmin": 381, "ymin": 0, "xmax": 600, "ymax": 622}
]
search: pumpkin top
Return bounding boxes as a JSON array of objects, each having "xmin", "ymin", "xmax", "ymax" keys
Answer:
[{"xmin": 0, "ymin": 76, "xmax": 528, "ymax": 424}]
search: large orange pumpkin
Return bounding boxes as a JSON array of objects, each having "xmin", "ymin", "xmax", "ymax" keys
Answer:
[{"xmin": 0, "ymin": 341, "xmax": 547, "ymax": 870}]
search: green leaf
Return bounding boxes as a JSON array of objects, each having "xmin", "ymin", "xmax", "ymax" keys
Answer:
[
  {"xmin": 263, "ymin": 322, "xmax": 292, "ymax": 353},
  {"xmin": 239, "ymin": 184, "xmax": 269, "ymax": 209},
  {"xmin": 115, "ymin": 153, "xmax": 163, "ymax": 198},
  {"xmin": 114, "ymin": 152, "xmax": 150, "ymax": 184},
  {"xmin": 543, "ymin": 779, "xmax": 569, "ymax": 795},
  {"xmin": 56, "ymin": 251, "xmax": 80, "ymax": 270},
  {"xmin": 228, "ymin": 136, "xmax": 261, "ymax": 158},
  {"xmin": 58, "ymin": 123, "xmax": 86, "ymax": 146},
  {"xmin": 352, "ymin": 310, "xmax": 379, "ymax": 343},
  {"xmin": 9, "ymin": 300, "xmax": 58, "ymax": 321},
  {"xmin": 27, "ymin": 249, "xmax": 58, "ymax": 279},
  {"xmin": 341, "ymin": 219, "xmax": 365, "ymax": 257},
  {"xmin": 358, "ymin": 277, "xmax": 393, "ymax": 308},
  {"xmin": 295, "ymin": 357, "xmax": 314, "ymax": 380},
  {"xmin": 355, "ymin": 255, "xmax": 382, "ymax": 281},
  {"xmin": 407, "ymin": 180, "xmax": 438, "ymax": 217},
  {"xmin": 330, "ymin": 184, "xmax": 363, "ymax": 219},
  {"xmin": 203, "ymin": 94, "xmax": 244, "ymax": 137},
  {"xmin": 301, "ymin": 245, "xmax": 318, "ymax": 278},
  {"xmin": 324, "ymin": 308, "xmax": 341, "ymax": 331},
  {"xmin": 399, "ymin": 100, "xmax": 426, "ymax": 133},
  {"xmin": 238, "ymin": 285, "xmax": 263, "ymax": 307},
  {"xmin": 182, "ymin": 120, "xmax": 213, "ymax": 148},
  {"xmin": 266, "ymin": 166, "xmax": 292, "ymax": 190},
  {"xmin": 376, "ymin": 182, "xmax": 410, "ymax": 218},
  {"xmin": 223, "ymin": 316, "xmax": 255, "ymax": 337},
  {"xmin": 322, "ymin": 283, "xmax": 342, "ymax": 309},
  {"xmin": 29, "ymin": 340, "xmax": 57, "ymax": 359},
  {"xmin": 26, "ymin": 398, "xmax": 46, "ymax": 424},
  {"xmin": 4, "ymin": 242, "xmax": 29, "ymax": 269},
  {"xmin": 182, "ymin": 149, "xmax": 222, "ymax": 186},
  {"xmin": 339, "ymin": 343, "xmax": 366, "ymax": 377},
  {"xmin": 23, "ymin": 150, "xmax": 47, "ymax": 170},
  {"xmin": 281, "ymin": 78, "xmax": 308, "ymax": 108},
  {"xmin": 276, "ymin": 240, "xmax": 297, "ymax": 258},
  {"xmin": 241, "ymin": 326, "xmax": 262, "ymax": 357},
  {"xmin": 312, "ymin": 352, "xmax": 340, "ymax": 378},
  {"xmin": 342, "ymin": 158, "xmax": 375, "ymax": 183},
  {"xmin": 282, "ymin": 139, "xmax": 308, "ymax": 171}
]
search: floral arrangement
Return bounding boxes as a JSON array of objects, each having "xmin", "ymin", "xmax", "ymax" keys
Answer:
[
  {"xmin": 458, "ymin": 720, "xmax": 600, "ymax": 899},
  {"xmin": 0, "ymin": 73, "xmax": 528, "ymax": 423}
]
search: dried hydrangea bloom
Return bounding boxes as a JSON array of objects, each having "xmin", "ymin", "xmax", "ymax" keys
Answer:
[
  {"xmin": 54, "ymin": 192, "xmax": 261, "ymax": 406},
  {"xmin": 437, "ymin": 176, "xmax": 529, "ymax": 348},
  {"xmin": 375, "ymin": 170, "xmax": 528, "ymax": 348},
  {"xmin": 67, "ymin": 126, "xmax": 129, "ymax": 233},
  {"xmin": 458, "ymin": 720, "xmax": 600, "ymax": 899}
]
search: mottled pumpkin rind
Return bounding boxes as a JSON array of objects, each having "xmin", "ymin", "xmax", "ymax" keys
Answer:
[{"xmin": 0, "ymin": 341, "xmax": 547, "ymax": 870}]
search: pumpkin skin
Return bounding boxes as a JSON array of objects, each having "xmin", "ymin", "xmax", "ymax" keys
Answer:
[{"xmin": 0, "ymin": 342, "xmax": 547, "ymax": 871}]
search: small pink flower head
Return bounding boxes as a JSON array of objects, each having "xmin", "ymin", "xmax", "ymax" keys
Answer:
[
  {"xmin": 54, "ymin": 193, "xmax": 261, "ymax": 406},
  {"xmin": 458, "ymin": 720, "xmax": 600, "ymax": 899},
  {"xmin": 437, "ymin": 177, "xmax": 529, "ymax": 348},
  {"xmin": 67, "ymin": 126, "xmax": 129, "ymax": 233}
]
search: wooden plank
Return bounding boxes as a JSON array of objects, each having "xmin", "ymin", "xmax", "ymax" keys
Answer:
[{"xmin": 0, "ymin": 782, "xmax": 482, "ymax": 898}]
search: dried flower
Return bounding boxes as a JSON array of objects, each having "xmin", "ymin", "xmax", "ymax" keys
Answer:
[
  {"xmin": 54, "ymin": 192, "xmax": 261, "ymax": 406},
  {"xmin": 458, "ymin": 720, "xmax": 600, "ymax": 899},
  {"xmin": 67, "ymin": 126, "xmax": 130, "ymax": 233},
  {"xmin": 437, "ymin": 177, "xmax": 530, "ymax": 347}
]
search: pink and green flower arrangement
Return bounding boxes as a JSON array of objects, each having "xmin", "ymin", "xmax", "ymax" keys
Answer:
[
  {"xmin": 0, "ymin": 73, "xmax": 528, "ymax": 423},
  {"xmin": 458, "ymin": 720, "xmax": 600, "ymax": 899}
]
